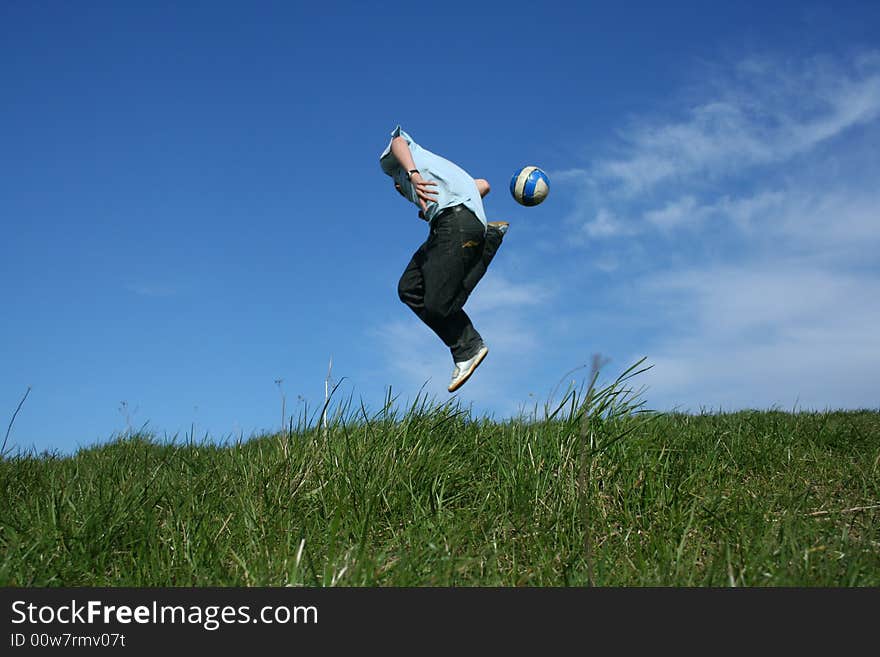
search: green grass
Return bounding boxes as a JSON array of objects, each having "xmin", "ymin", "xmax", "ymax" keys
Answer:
[{"xmin": 2, "ymin": 363, "xmax": 878, "ymax": 586}]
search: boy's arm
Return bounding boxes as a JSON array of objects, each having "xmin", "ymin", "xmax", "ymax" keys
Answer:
[{"xmin": 390, "ymin": 136, "xmax": 438, "ymax": 212}]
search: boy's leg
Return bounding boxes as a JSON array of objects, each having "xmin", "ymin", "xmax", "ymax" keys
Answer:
[
  {"xmin": 462, "ymin": 221, "xmax": 505, "ymax": 295},
  {"xmin": 398, "ymin": 209, "xmax": 487, "ymax": 362}
]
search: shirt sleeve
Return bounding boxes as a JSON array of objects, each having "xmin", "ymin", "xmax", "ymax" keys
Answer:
[{"xmin": 379, "ymin": 125, "xmax": 413, "ymax": 175}]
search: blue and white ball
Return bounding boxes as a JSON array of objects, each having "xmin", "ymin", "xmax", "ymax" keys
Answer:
[{"xmin": 510, "ymin": 166, "xmax": 550, "ymax": 206}]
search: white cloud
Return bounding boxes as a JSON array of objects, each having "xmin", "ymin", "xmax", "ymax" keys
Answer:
[
  {"xmin": 769, "ymin": 188, "xmax": 880, "ymax": 257},
  {"xmin": 583, "ymin": 208, "xmax": 634, "ymax": 238},
  {"xmin": 593, "ymin": 54, "xmax": 880, "ymax": 195},
  {"xmin": 644, "ymin": 195, "xmax": 702, "ymax": 230},
  {"xmin": 600, "ymin": 101, "xmax": 772, "ymax": 193},
  {"xmin": 372, "ymin": 319, "xmax": 448, "ymax": 387},
  {"xmin": 562, "ymin": 208, "xmax": 636, "ymax": 244},
  {"xmin": 645, "ymin": 266, "xmax": 877, "ymax": 340},
  {"xmin": 632, "ymin": 263, "xmax": 880, "ymax": 411},
  {"xmin": 555, "ymin": 50, "xmax": 880, "ymax": 413},
  {"xmin": 711, "ymin": 191, "xmax": 787, "ymax": 232},
  {"xmin": 466, "ymin": 274, "xmax": 554, "ymax": 313},
  {"xmin": 642, "ymin": 191, "xmax": 788, "ymax": 232}
]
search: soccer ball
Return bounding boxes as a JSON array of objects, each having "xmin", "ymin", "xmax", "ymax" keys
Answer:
[{"xmin": 510, "ymin": 166, "xmax": 550, "ymax": 206}]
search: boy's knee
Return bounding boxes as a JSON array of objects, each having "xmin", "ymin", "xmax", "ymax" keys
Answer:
[
  {"xmin": 423, "ymin": 291, "xmax": 464, "ymax": 321},
  {"xmin": 422, "ymin": 296, "xmax": 447, "ymax": 322},
  {"xmin": 420, "ymin": 299, "xmax": 437, "ymax": 317}
]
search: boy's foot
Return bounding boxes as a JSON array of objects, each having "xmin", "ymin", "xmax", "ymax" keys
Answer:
[
  {"xmin": 448, "ymin": 345, "xmax": 489, "ymax": 393},
  {"xmin": 488, "ymin": 221, "xmax": 509, "ymax": 236}
]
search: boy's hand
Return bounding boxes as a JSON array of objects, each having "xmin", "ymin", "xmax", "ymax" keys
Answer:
[{"xmin": 409, "ymin": 171, "xmax": 438, "ymax": 213}]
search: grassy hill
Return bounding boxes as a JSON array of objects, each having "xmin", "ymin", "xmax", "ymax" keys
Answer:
[{"xmin": 2, "ymin": 367, "xmax": 878, "ymax": 586}]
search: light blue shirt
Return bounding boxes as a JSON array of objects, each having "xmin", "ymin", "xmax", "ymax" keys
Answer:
[{"xmin": 379, "ymin": 126, "xmax": 487, "ymax": 228}]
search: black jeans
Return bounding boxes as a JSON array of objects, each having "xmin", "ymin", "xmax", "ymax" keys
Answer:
[{"xmin": 398, "ymin": 204, "xmax": 503, "ymax": 362}]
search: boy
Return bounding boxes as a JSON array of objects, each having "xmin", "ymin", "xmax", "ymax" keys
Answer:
[{"xmin": 379, "ymin": 125, "xmax": 508, "ymax": 392}]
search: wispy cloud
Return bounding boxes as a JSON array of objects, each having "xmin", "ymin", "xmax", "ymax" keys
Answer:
[
  {"xmin": 553, "ymin": 51, "xmax": 880, "ymax": 243},
  {"xmin": 643, "ymin": 195, "xmax": 702, "ymax": 230},
  {"xmin": 592, "ymin": 54, "xmax": 880, "ymax": 195},
  {"xmin": 642, "ymin": 190, "xmax": 787, "ymax": 233},
  {"xmin": 554, "ymin": 49, "xmax": 880, "ymax": 412},
  {"xmin": 581, "ymin": 208, "xmax": 635, "ymax": 240},
  {"xmin": 633, "ymin": 265, "xmax": 880, "ymax": 411},
  {"xmin": 372, "ymin": 319, "xmax": 448, "ymax": 388},
  {"xmin": 465, "ymin": 273, "xmax": 554, "ymax": 313}
]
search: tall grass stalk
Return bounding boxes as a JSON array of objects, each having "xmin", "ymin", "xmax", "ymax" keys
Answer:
[{"xmin": 2, "ymin": 386, "xmax": 31, "ymax": 457}]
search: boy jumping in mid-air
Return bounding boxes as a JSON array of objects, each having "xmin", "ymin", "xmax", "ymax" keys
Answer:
[{"xmin": 379, "ymin": 125, "xmax": 508, "ymax": 392}]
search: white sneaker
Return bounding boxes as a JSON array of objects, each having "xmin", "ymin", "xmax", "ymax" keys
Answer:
[{"xmin": 448, "ymin": 345, "xmax": 489, "ymax": 392}]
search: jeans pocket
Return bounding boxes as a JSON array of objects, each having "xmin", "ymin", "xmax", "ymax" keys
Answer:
[{"xmin": 457, "ymin": 211, "xmax": 484, "ymax": 241}]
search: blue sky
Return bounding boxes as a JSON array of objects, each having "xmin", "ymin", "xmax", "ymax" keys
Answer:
[{"xmin": 2, "ymin": 1, "xmax": 879, "ymax": 455}]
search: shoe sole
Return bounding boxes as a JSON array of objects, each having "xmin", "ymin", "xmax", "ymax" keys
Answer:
[{"xmin": 447, "ymin": 347, "xmax": 489, "ymax": 393}]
